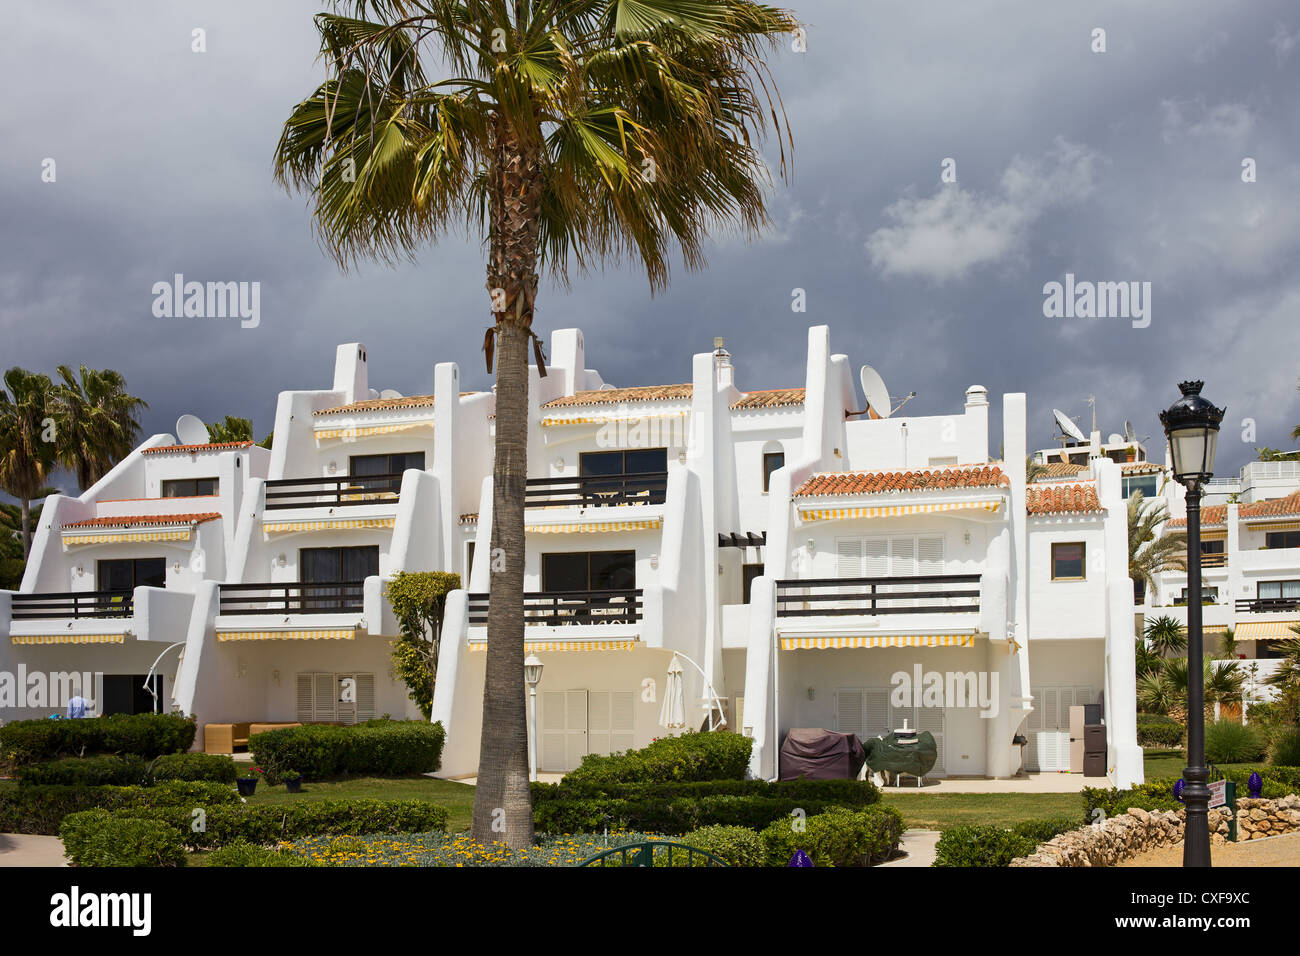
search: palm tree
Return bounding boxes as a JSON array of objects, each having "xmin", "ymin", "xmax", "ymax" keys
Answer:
[
  {"xmin": 1292, "ymin": 378, "xmax": 1300, "ymax": 443},
  {"xmin": 1143, "ymin": 614, "xmax": 1187, "ymax": 657},
  {"xmin": 1140, "ymin": 656, "xmax": 1244, "ymax": 718},
  {"xmin": 274, "ymin": 0, "xmax": 795, "ymax": 849},
  {"xmin": 1128, "ymin": 490, "xmax": 1186, "ymax": 598},
  {"xmin": 1134, "ymin": 637, "xmax": 1162, "ymax": 679},
  {"xmin": 207, "ymin": 416, "xmax": 254, "ymax": 443},
  {"xmin": 0, "ymin": 491, "xmax": 55, "ymax": 588},
  {"xmin": 1025, "ymin": 455, "xmax": 1048, "ymax": 482},
  {"xmin": 0, "ymin": 368, "xmax": 57, "ymax": 558},
  {"xmin": 51, "ymin": 365, "xmax": 147, "ymax": 491}
]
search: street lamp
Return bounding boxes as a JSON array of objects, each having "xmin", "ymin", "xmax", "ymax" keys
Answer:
[
  {"xmin": 1159, "ymin": 380, "xmax": 1226, "ymax": 869},
  {"xmin": 524, "ymin": 655, "xmax": 544, "ymax": 782}
]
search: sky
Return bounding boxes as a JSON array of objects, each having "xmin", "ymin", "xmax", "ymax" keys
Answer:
[{"xmin": 2, "ymin": 0, "xmax": 1299, "ymax": 498}]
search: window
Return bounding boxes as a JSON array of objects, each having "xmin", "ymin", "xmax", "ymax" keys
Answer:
[
  {"xmin": 465, "ymin": 541, "xmax": 476, "ymax": 580},
  {"xmin": 1051, "ymin": 542, "xmax": 1086, "ymax": 580},
  {"xmin": 762, "ymin": 452, "xmax": 785, "ymax": 492},
  {"xmin": 1200, "ymin": 540, "xmax": 1225, "ymax": 555},
  {"xmin": 579, "ymin": 448, "xmax": 667, "ymax": 477},
  {"xmin": 1178, "ymin": 586, "xmax": 1219, "ymax": 604},
  {"xmin": 162, "ymin": 477, "xmax": 217, "ymax": 497},
  {"xmin": 542, "ymin": 551, "xmax": 635, "ymax": 592},
  {"xmin": 349, "ymin": 452, "xmax": 425, "ymax": 494},
  {"xmin": 299, "ymin": 546, "xmax": 378, "ymax": 610},
  {"xmin": 97, "ymin": 558, "xmax": 166, "ymax": 592},
  {"xmin": 1122, "ymin": 474, "xmax": 1159, "ymax": 499},
  {"xmin": 742, "ymin": 563, "xmax": 764, "ymax": 603},
  {"xmin": 1265, "ymin": 530, "xmax": 1300, "ymax": 549},
  {"xmin": 102, "ymin": 674, "xmax": 163, "ymax": 716},
  {"xmin": 296, "ymin": 672, "xmax": 375, "ymax": 725},
  {"xmin": 1133, "ymin": 578, "xmax": 1146, "ymax": 605},
  {"xmin": 1258, "ymin": 580, "xmax": 1300, "ymax": 600}
]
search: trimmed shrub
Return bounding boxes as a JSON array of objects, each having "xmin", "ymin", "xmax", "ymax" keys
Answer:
[
  {"xmin": 18, "ymin": 755, "xmax": 149, "ymax": 788},
  {"xmin": 0, "ymin": 713, "xmax": 196, "ymax": 765},
  {"xmin": 935, "ymin": 825, "xmax": 1032, "ymax": 867},
  {"xmin": 1269, "ymin": 728, "xmax": 1300, "ymax": 768},
  {"xmin": 760, "ymin": 805, "xmax": 904, "ymax": 867},
  {"xmin": 533, "ymin": 779, "xmax": 880, "ymax": 835},
  {"xmin": 0, "ymin": 781, "xmax": 239, "ymax": 835},
  {"xmin": 205, "ymin": 840, "xmax": 321, "ymax": 867},
  {"xmin": 1082, "ymin": 783, "xmax": 1182, "ymax": 822},
  {"xmin": 1136, "ymin": 714, "xmax": 1184, "ymax": 748},
  {"xmin": 150, "ymin": 752, "xmax": 239, "ymax": 784},
  {"xmin": 672, "ymin": 825, "xmax": 766, "ymax": 867},
  {"xmin": 563, "ymin": 732, "xmax": 752, "ymax": 785},
  {"xmin": 1204, "ymin": 720, "xmax": 1266, "ymax": 764},
  {"xmin": 248, "ymin": 720, "xmax": 444, "ymax": 782},
  {"xmin": 60, "ymin": 809, "xmax": 187, "ymax": 867}
]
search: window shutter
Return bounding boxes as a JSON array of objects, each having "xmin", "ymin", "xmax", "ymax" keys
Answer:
[
  {"xmin": 587, "ymin": 691, "xmax": 611, "ymax": 756},
  {"xmin": 916, "ymin": 707, "xmax": 945, "ymax": 777},
  {"xmin": 1028, "ymin": 687, "xmax": 1043, "ymax": 730},
  {"xmin": 541, "ymin": 691, "xmax": 567, "ymax": 771},
  {"xmin": 836, "ymin": 690, "xmax": 864, "ymax": 738},
  {"xmin": 917, "ymin": 535, "xmax": 944, "ymax": 573},
  {"xmin": 863, "ymin": 538, "xmax": 889, "ymax": 576},
  {"xmin": 889, "ymin": 537, "xmax": 916, "ymax": 575},
  {"xmin": 610, "ymin": 692, "xmax": 635, "ymax": 753},
  {"xmin": 295, "ymin": 674, "xmax": 314, "ymax": 723},
  {"xmin": 565, "ymin": 690, "xmax": 588, "ymax": 771},
  {"xmin": 836, "ymin": 538, "xmax": 863, "ymax": 577},
  {"xmin": 355, "ymin": 673, "xmax": 376, "ymax": 722},
  {"xmin": 865, "ymin": 690, "xmax": 891, "ymax": 738},
  {"xmin": 313, "ymin": 673, "xmax": 336, "ymax": 722},
  {"xmin": 335, "ymin": 673, "xmax": 358, "ymax": 725}
]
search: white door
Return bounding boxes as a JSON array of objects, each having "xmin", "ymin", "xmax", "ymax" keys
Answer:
[
  {"xmin": 1026, "ymin": 684, "xmax": 1093, "ymax": 771},
  {"xmin": 588, "ymin": 690, "xmax": 635, "ymax": 756},
  {"xmin": 541, "ymin": 689, "xmax": 588, "ymax": 772}
]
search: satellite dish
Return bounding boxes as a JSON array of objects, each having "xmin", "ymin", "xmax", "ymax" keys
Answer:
[
  {"xmin": 859, "ymin": 365, "xmax": 892, "ymax": 419},
  {"xmin": 1108, "ymin": 433, "xmax": 1124, "ymax": 445},
  {"xmin": 175, "ymin": 414, "xmax": 209, "ymax": 446},
  {"xmin": 1053, "ymin": 409, "xmax": 1087, "ymax": 443},
  {"xmin": 379, "ymin": 389, "xmax": 403, "ymax": 400},
  {"xmin": 368, "ymin": 388, "xmax": 380, "ymax": 399}
]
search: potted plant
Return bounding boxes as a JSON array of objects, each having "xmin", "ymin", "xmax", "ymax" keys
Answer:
[
  {"xmin": 282, "ymin": 769, "xmax": 303, "ymax": 793},
  {"xmin": 236, "ymin": 765, "xmax": 263, "ymax": 797}
]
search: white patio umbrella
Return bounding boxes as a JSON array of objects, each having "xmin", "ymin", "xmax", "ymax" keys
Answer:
[{"xmin": 659, "ymin": 654, "xmax": 688, "ymax": 730}]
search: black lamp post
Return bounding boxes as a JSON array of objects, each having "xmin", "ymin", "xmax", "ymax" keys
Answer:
[{"xmin": 1159, "ymin": 380, "xmax": 1226, "ymax": 868}]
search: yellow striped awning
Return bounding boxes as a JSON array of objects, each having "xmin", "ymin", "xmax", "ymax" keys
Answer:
[
  {"xmin": 540, "ymin": 412, "xmax": 687, "ymax": 428},
  {"xmin": 1199, "ymin": 529, "xmax": 1227, "ymax": 541},
  {"xmin": 526, "ymin": 518, "xmax": 662, "ymax": 534},
  {"xmin": 780, "ymin": 633, "xmax": 977, "ymax": 650},
  {"xmin": 11, "ymin": 633, "xmax": 126, "ymax": 645},
  {"xmin": 263, "ymin": 517, "xmax": 395, "ymax": 534},
  {"xmin": 314, "ymin": 421, "xmax": 433, "ymax": 440},
  {"xmin": 62, "ymin": 529, "xmax": 192, "ymax": 545},
  {"xmin": 1245, "ymin": 520, "xmax": 1300, "ymax": 531},
  {"xmin": 1234, "ymin": 621, "xmax": 1300, "ymax": 641},
  {"xmin": 468, "ymin": 639, "xmax": 639, "ymax": 652},
  {"xmin": 798, "ymin": 500, "xmax": 1003, "ymax": 522},
  {"xmin": 217, "ymin": 629, "xmax": 358, "ymax": 642}
]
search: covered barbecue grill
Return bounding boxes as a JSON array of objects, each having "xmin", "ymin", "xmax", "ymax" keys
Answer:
[{"xmin": 779, "ymin": 728, "xmax": 867, "ymax": 780}]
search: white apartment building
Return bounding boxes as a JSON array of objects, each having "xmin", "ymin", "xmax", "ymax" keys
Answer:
[{"xmin": 3, "ymin": 325, "xmax": 1144, "ymax": 787}]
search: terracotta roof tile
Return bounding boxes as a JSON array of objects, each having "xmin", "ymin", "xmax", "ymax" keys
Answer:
[
  {"xmin": 459, "ymin": 513, "xmax": 478, "ymax": 525},
  {"xmin": 793, "ymin": 465, "xmax": 1009, "ymax": 497},
  {"xmin": 1121, "ymin": 461, "xmax": 1165, "ymax": 474},
  {"xmin": 1240, "ymin": 490, "xmax": 1300, "ymax": 521},
  {"xmin": 63, "ymin": 513, "xmax": 222, "ymax": 529},
  {"xmin": 315, "ymin": 395, "xmax": 436, "ymax": 417},
  {"xmin": 1033, "ymin": 462, "xmax": 1087, "ymax": 480},
  {"xmin": 140, "ymin": 442, "xmax": 252, "ymax": 455},
  {"xmin": 1167, "ymin": 505, "xmax": 1227, "ymax": 529},
  {"xmin": 1027, "ymin": 484, "xmax": 1104, "ymax": 515},
  {"xmin": 542, "ymin": 384, "xmax": 693, "ymax": 408},
  {"xmin": 731, "ymin": 388, "xmax": 805, "ymax": 410}
]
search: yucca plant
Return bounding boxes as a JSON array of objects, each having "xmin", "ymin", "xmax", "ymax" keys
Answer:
[
  {"xmin": 1142, "ymin": 614, "xmax": 1186, "ymax": 657},
  {"xmin": 274, "ymin": 0, "xmax": 797, "ymax": 849}
]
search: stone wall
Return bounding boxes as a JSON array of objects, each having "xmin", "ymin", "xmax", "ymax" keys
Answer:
[{"xmin": 1010, "ymin": 795, "xmax": 1300, "ymax": 867}]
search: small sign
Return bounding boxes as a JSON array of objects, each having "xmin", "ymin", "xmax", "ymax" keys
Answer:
[{"xmin": 1208, "ymin": 779, "xmax": 1227, "ymax": 808}]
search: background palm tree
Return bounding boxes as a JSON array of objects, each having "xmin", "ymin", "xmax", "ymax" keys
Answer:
[
  {"xmin": 0, "ymin": 492, "xmax": 52, "ymax": 588},
  {"xmin": 1138, "ymin": 655, "xmax": 1243, "ymax": 718},
  {"xmin": 1143, "ymin": 614, "xmax": 1187, "ymax": 657},
  {"xmin": 274, "ymin": 0, "xmax": 796, "ymax": 848},
  {"xmin": 1025, "ymin": 455, "xmax": 1048, "ymax": 482},
  {"xmin": 52, "ymin": 364, "xmax": 147, "ymax": 492},
  {"xmin": 0, "ymin": 368, "xmax": 57, "ymax": 558},
  {"xmin": 206, "ymin": 415, "xmax": 272, "ymax": 447},
  {"xmin": 1128, "ymin": 490, "xmax": 1185, "ymax": 599}
]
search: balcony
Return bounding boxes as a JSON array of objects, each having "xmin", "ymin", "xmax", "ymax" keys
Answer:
[
  {"xmin": 466, "ymin": 588, "xmax": 643, "ymax": 626},
  {"xmin": 1236, "ymin": 597, "xmax": 1300, "ymax": 615},
  {"xmin": 218, "ymin": 582, "xmax": 366, "ymax": 615},
  {"xmin": 10, "ymin": 590, "xmax": 135, "ymax": 620},
  {"xmin": 264, "ymin": 474, "xmax": 403, "ymax": 510},
  {"xmin": 774, "ymin": 574, "xmax": 981, "ymax": 617},
  {"xmin": 524, "ymin": 473, "xmax": 667, "ymax": 509}
]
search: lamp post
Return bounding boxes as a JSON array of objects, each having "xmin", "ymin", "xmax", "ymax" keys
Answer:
[
  {"xmin": 1159, "ymin": 380, "xmax": 1226, "ymax": 868},
  {"xmin": 524, "ymin": 655, "xmax": 544, "ymax": 782}
]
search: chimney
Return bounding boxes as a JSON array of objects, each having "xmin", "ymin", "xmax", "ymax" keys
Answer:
[{"xmin": 714, "ymin": 337, "xmax": 734, "ymax": 389}]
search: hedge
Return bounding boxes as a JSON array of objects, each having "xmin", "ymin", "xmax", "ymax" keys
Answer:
[
  {"xmin": 533, "ymin": 780, "xmax": 881, "ymax": 835},
  {"xmin": 1086, "ymin": 768, "xmax": 1300, "ymax": 823},
  {"xmin": 1136, "ymin": 715, "xmax": 1184, "ymax": 748},
  {"xmin": 0, "ymin": 713, "xmax": 196, "ymax": 765},
  {"xmin": 61, "ymin": 810, "xmax": 188, "ymax": 868},
  {"xmin": 760, "ymin": 806, "xmax": 905, "ymax": 867},
  {"xmin": 0, "ymin": 781, "xmax": 239, "ymax": 835},
  {"xmin": 16, "ymin": 752, "xmax": 238, "ymax": 788},
  {"xmin": 150, "ymin": 753, "xmax": 239, "ymax": 784},
  {"xmin": 249, "ymin": 720, "xmax": 444, "ymax": 782},
  {"xmin": 563, "ymin": 732, "xmax": 752, "ymax": 785},
  {"xmin": 933, "ymin": 817, "xmax": 1078, "ymax": 867},
  {"xmin": 532, "ymin": 778, "xmax": 880, "ymax": 805},
  {"xmin": 204, "ymin": 841, "xmax": 322, "ymax": 867},
  {"xmin": 670, "ymin": 825, "xmax": 767, "ymax": 867}
]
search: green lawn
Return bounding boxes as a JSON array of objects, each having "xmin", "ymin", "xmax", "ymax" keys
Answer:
[
  {"xmin": 242, "ymin": 776, "xmax": 476, "ymax": 832},
  {"xmin": 879, "ymin": 791, "xmax": 1084, "ymax": 830}
]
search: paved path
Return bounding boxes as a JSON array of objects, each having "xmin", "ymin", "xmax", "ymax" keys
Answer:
[
  {"xmin": 879, "ymin": 829, "xmax": 940, "ymax": 867},
  {"xmin": 1119, "ymin": 831, "xmax": 1300, "ymax": 867},
  {"xmin": 0, "ymin": 833, "xmax": 68, "ymax": 867},
  {"xmin": 874, "ymin": 773, "xmax": 1108, "ymax": 794}
]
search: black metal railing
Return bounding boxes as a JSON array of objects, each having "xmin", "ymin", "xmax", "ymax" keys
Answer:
[
  {"xmin": 774, "ymin": 574, "xmax": 981, "ymax": 617},
  {"xmin": 467, "ymin": 588, "xmax": 643, "ymax": 626},
  {"xmin": 1236, "ymin": 597, "xmax": 1300, "ymax": 614},
  {"xmin": 10, "ymin": 590, "xmax": 135, "ymax": 620},
  {"xmin": 524, "ymin": 472, "xmax": 668, "ymax": 509},
  {"xmin": 218, "ymin": 581, "xmax": 366, "ymax": 615},
  {"xmin": 264, "ymin": 473, "xmax": 404, "ymax": 510}
]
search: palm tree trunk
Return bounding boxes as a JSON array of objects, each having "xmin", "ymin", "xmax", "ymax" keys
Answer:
[
  {"xmin": 470, "ymin": 118, "xmax": 541, "ymax": 850},
  {"xmin": 20, "ymin": 497, "xmax": 30, "ymax": 560}
]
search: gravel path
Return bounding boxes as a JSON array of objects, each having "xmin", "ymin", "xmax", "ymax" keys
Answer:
[{"xmin": 1119, "ymin": 831, "xmax": 1300, "ymax": 867}]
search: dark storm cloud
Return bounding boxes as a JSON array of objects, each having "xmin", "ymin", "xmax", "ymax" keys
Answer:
[{"xmin": 2, "ymin": 0, "xmax": 1298, "ymax": 491}]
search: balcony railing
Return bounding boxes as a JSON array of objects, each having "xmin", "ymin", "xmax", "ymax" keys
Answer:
[
  {"xmin": 218, "ymin": 582, "xmax": 366, "ymax": 615},
  {"xmin": 1236, "ymin": 597, "xmax": 1300, "ymax": 615},
  {"xmin": 467, "ymin": 588, "xmax": 643, "ymax": 626},
  {"xmin": 264, "ymin": 474, "xmax": 404, "ymax": 510},
  {"xmin": 525, "ymin": 472, "xmax": 668, "ymax": 509},
  {"xmin": 10, "ymin": 590, "xmax": 135, "ymax": 620},
  {"xmin": 775, "ymin": 574, "xmax": 981, "ymax": 617},
  {"xmin": 1200, "ymin": 553, "xmax": 1227, "ymax": 568}
]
